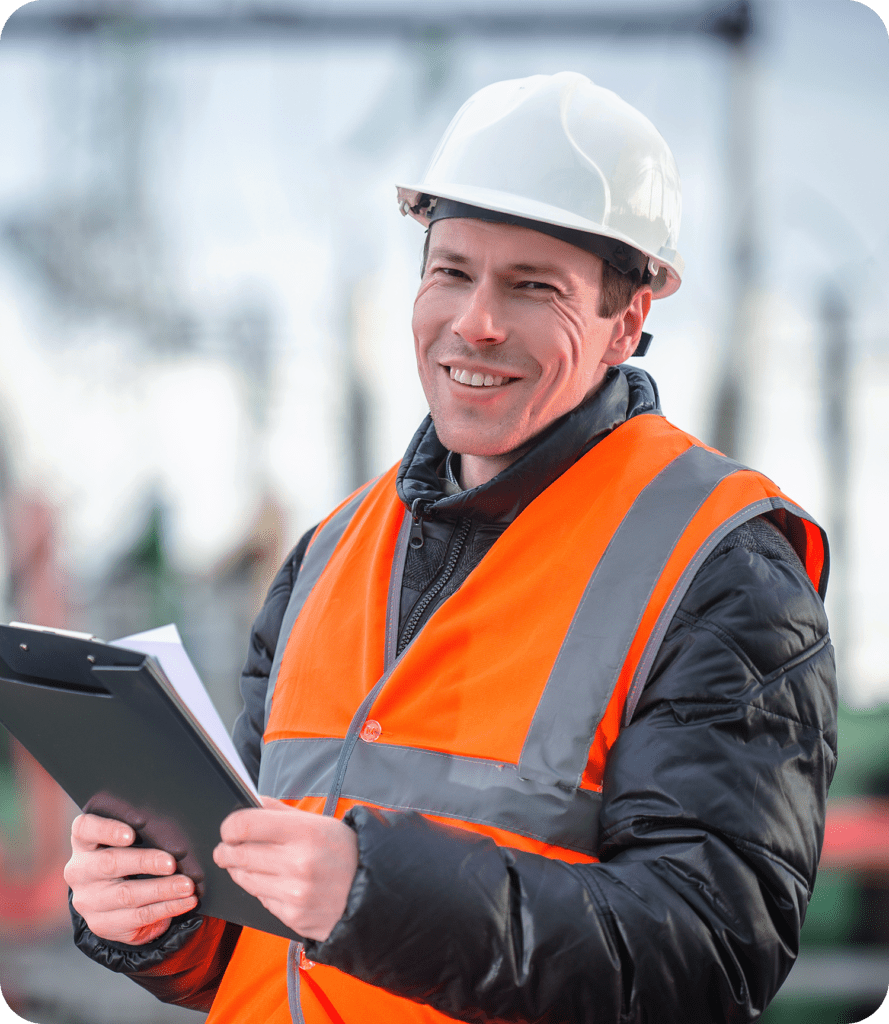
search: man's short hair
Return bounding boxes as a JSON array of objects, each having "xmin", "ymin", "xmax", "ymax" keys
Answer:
[
  {"xmin": 420, "ymin": 231, "xmax": 644, "ymax": 320},
  {"xmin": 599, "ymin": 263, "xmax": 643, "ymax": 319}
]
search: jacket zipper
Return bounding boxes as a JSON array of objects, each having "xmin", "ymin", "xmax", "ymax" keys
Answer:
[
  {"xmin": 409, "ymin": 497, "xmax": 427, "ymax": 549},
  {"xmin": 397, "ymin": 516, "xmax": 472, "ymax": 656}
]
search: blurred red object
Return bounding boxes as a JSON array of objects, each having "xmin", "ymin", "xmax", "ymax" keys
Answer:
[
  {"xmin": 0, "ymin": 488, "xmax": 75, "ymax": 935},
  {"xmin": 821, "ymin": 798, "xmax": 889, "ymax": 873},
  {"xmin": 0, "ymin": 741, "xmax": 73, "ymax": 935}
]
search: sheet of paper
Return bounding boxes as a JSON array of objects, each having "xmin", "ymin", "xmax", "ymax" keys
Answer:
[{"xmin": 112, "ymin": 623, "xmax": 259, "ymax": 800}]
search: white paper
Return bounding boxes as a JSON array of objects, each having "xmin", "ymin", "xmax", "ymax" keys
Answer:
[{"xmin": 112, "ymin": 623, "xmax": 259, "ymax": 800}]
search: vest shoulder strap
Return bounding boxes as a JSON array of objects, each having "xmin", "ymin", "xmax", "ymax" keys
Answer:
[{"xmin": 263, "ymin": 476, "xmax": 381, "ymax": 731}]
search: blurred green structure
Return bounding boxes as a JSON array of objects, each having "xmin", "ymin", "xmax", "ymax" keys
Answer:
[{"xmin": 763, "ymin": 704, "xmax": 889, "ymax": 1024}]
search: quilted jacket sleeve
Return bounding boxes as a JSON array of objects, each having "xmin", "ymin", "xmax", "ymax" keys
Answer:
[
  {"xmin": 303, "ymin": 520, "xmax": 838, "ymax": 1023},
  {"xmin": 70, "ymin": 530, "xmax": 316, "ymax": 1005}
]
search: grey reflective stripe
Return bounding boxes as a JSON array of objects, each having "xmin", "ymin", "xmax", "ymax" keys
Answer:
[
  {"xmin": 259, "ymin": 736, "xmax": 342, "ymax": 796},
  {"xmin": 623, "ymin": 496, "xmax": 827, "ymax": 724},
  {"xmin": 287, "ymin": 940, "xmax": 305, "ymax": 1024},
  {"xmin": 263, "ymin": 480, "xmax": 376, "ymax": 732},
  {"xmin": 518, "ymin": 445, "xmax": 743, "ymax": 789},
  {"xmin": 262, "ymin": 737, "xmax": 602, "ymax": 855}
]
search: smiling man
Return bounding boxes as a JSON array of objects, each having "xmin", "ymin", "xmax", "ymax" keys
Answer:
[
  {"xmin": 415, "ymin": 217, "xmax": 650, "ymax": 489},
  {"xmin": 67, "ymin": 73, "xmax": 837, "ymax": 1024}
]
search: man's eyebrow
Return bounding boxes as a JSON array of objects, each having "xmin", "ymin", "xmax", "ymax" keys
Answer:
[
  {"xmin": 428, "ymin": 248, "xmax": 470, "ymax": 265},
  {"xmin": 508, "ymin": 262, "xmax": 565, "ymax": 276},
  {"xmin": 428, "ymin": 251, "xmax": 567, "ymax": 276}
]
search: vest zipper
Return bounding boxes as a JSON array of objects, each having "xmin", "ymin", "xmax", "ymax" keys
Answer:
[
  {"xmin": 384, "ymin": 511, "xmax": 413, "ymax": 670},
  {"xmin": 397, "ymin": 517, "xmax": 472, "ymax": 656},
  {"xmin": 323, "ymin": 507, "xmax": 469, "ymax": 815},
  {"xmin": 287, "ymin": 940, "xmax": 307, "ymax": 1024}
]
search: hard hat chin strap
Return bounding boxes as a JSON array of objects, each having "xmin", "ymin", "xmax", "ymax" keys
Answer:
[
  {"xmin": 634, "ymin": 332, "xmax": 653, "ymax": 357},
  {"xmin": 426, "ymin": 198, "xmax": 652, "ymax": 284}
]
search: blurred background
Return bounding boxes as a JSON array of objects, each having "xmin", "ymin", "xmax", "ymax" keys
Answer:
[{"xmin": 0, "ymin": 0, "xmax": 885, "ymax": 1021}]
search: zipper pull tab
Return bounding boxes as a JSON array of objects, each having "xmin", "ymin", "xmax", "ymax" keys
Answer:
[
  {"xmin": 409, "ymin": 500, "xmax": 427, "ymax": 549},
  {"xmin": 409, "ymin": 515, "xmax": 425, "ymax": 549}
]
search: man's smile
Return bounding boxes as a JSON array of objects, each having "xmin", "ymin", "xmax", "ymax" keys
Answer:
[{"xmin": 446, "ymin": 365, "xmax": 520, "ymax": 389}]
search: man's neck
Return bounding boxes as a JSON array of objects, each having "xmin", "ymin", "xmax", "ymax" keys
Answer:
[{"xmin": 458, "ymin": 449, "xmax": 529, "ymax": 490}]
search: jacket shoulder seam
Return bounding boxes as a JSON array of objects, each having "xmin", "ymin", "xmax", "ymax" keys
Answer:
[
  {"xmin": 669, "ymin": 609, "xmax": 830, "ymax": 687},
  {"xmin": 670, "ymin": 608, "xmax": 762, "ymax": 679}
]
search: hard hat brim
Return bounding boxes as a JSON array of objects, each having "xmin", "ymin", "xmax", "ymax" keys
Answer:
[{"xmin": 396, "ymin": 183, "xmax": 683, "ymax": 299}]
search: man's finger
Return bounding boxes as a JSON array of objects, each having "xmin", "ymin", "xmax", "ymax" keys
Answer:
[
  {"xmin": 112, "ymin": 873, "xmax": 195, "ymax": 910},
  {"xmin": 65, "ymin": 844, "xmax": 179, "ymax": 891},
  {"xmin": 71, "ymin": 813, "xmax": 137, "ymax": 851},
  {"xmin": 97, "ymin": 845, "xmax": 178, "ymax": 880},
  {"xmin": 221, "ymin": 866, "xmax": 299, "ymax": 909},
  {"xmin": 213, "ymin": 839, "xmax": 284, "ymax": 875},
  {"xmin": 219, "ymin": 806, "xmax": 309, "ymax": 845},
  {"xmin": 96, "ymin": 894, "xmax": 198, "ymax": 934},
  {"xmin": 72, "ymin": 872, "xmax": 195, "ymax": 916}
]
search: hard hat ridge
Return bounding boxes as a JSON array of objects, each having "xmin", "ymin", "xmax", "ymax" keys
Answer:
[{"xmin": 397, "ymin": 72, "xmax": 684, "ymax": 298}]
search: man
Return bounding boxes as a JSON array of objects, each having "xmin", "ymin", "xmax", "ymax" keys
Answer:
[{"xmin": 65, "ymin": 73, "xmax": 837, "ymax": 1023}]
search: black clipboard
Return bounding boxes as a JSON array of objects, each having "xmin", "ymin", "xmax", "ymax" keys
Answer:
[{"xmin": 0, "ymin": 622, "xmax": 298, "ymax": 941}]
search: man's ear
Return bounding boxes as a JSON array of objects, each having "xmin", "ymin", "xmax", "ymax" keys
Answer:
[{"xmin": 604, "ymin": 288, "xmax": 653, "ymax": 365}]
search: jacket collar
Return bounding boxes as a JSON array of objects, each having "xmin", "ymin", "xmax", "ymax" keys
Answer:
[{"xmin": 396, "ymin": 366, "xmax": 662, "ymax": 524}]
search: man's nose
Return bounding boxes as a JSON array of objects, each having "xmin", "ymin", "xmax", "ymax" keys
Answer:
[{"xmin": 451, "ymin": 281, "xmax": 506, "ymax": 345}]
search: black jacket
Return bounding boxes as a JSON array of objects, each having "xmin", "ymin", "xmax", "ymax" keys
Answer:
[{"xmin": 73, "ymin": 367, "xmax": 838, "ymax": 1023}]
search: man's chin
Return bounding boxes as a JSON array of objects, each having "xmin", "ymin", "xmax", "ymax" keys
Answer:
[
  {"xmin": 431, "ymin": 412, "xmax": 543, "ymax": 456},
  {"xmin": 436, "ymin": 434, "xmax": 535, "ymax": 468},
  {"xmin": 432, "ymin": 428, "xmax": 521, "ymax": 461}
]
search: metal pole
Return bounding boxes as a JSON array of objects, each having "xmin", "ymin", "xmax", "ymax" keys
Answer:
[
  {"xmin": 820, "ymin": 283, "xmax": 851, "ymax": 687},
  {"xmin": 710, "ymin": 1, "xmax": 756, "ymax": 459}
]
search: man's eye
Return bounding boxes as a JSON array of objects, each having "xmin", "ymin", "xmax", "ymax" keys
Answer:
[
  {"xmin": 438, "ymin": 266, "xmax": 468, "ymax": 279},
  {"xmin": 520, "ymin": 281, "xmax": 555, "ymax": 291}
]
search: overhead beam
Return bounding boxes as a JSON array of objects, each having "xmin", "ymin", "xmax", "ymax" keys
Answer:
[{"xmin": 4, "ymin": 1, "xmax": 752, "ymax": 44}]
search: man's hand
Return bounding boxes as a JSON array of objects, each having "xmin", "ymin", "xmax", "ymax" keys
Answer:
[
  {"xmin": 64, "ymin": 813, "xmax": 198, "ymax": 946},
  {"xmin": 213, "ymin": 797, "xmax": 358, "ymax": 942}
]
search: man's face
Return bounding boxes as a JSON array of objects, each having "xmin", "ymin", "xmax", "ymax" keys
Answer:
[{"xmin": 412, "ymin": 217, "xmax": 645, "ymax": 469}]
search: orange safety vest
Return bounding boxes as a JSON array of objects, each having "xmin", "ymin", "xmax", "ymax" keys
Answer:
[{"xmin": 207, "ymin": 414, "xmax": 827, "ymax": 1024}]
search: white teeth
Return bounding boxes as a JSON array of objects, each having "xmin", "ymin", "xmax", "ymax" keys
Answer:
[{"xmin": 448, "ymin": 367, "xmax": 511, "ymax": 387}]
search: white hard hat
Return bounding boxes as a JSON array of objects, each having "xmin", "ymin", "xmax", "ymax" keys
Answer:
[{"xmin": 397, "ymin": 72, "xmax": 684, "ymax": 298}]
